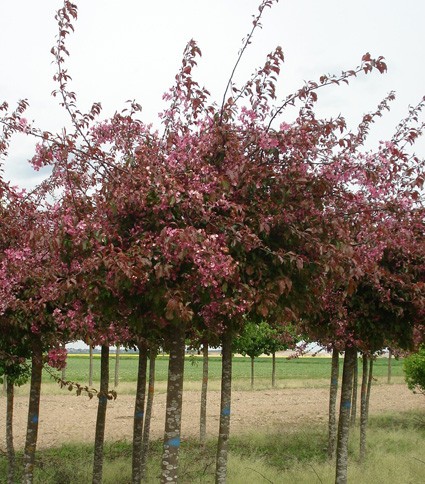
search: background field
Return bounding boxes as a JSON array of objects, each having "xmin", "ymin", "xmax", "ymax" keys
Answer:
[{"xmin": 53, "ymin": 354, "xmax": 404, "ymax": 390}]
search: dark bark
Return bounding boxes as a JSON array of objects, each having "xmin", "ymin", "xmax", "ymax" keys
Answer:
[
  {"xmin": 132, "ymin": 345, "xmax": 148, "ymax": 484},
  {"xmin": 272, "ymin": 352, "xmax": 276, "ymax": 388},
  {"xmin": 6, "ymin": 377, "xmax": 16, "ymax": 484},
  {"xmin": 89, "ymin": 344, "xmax": 94, "ymax": 387},
  {"xmin": 160, "ymin": 325, "xmax": 186, "ymax": 483},
  {"xmin": 200, "ymin": 343, "xmax": 209, "ymax": 447},
  {"xmin": 387, "ymin": 348, "xmax": 392, "ymax": 384},
  {"xmin": 327, "ymin": 348, "xmax": 339, "ymax": 460},
  {"xmin": 250, "ymin": 356, "xmax": 255, "ymax": 389},
  {"xmin": 350, "ymin": 356, "xmax": 358, "ymax": 427},
  {"xmin": 359, "ymin": 354, "xmax": 369, "ymax": 462},
  {"xmin": 335, "ymin": 345, "xmax": 357, "ymax": 484},
  {"xmin": 141, "ymin": 347, "xmax": 157, "ymax": 481},
  {"xmin": 366, "ymin": 358, "xmax": 374, "ymax": 420},
  {"xmin": 61, "ymin": 343, "xmax": 67, "ymax": 381},
  {"xmin": 114, "ymin": 344, "xmax": 120, "ymax": 388},
  {"xmin": 23, "ymin": 338, "xmax": 43, "ymax": 484},
  {"xmin": 215, "ymin": 326, "xmax": 233, "ymax": 484},
  {"xmin": 92, "ymin": 345, "xmax": 109, "ymax": 484}
]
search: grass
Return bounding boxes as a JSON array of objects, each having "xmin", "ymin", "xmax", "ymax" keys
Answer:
[
  {"xmin": 1, "ymin": 410, "xmax": 424, "ymax": 483},
  {"xmin": 39, "ymin": 354, "xmax": 405, "ymax": 390}
]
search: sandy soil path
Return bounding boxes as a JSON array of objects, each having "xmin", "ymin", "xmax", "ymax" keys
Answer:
[{"xmin": 0, "ymin": 383, "xmax": 422, "ymax": 450}]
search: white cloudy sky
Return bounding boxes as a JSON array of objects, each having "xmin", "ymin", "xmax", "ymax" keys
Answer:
[{"xmin": 1, "ymin": 0, "xmax": 424, "ymax": 189}]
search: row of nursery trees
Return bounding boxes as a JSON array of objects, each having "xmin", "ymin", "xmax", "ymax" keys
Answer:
[{"xmin": 0, "ymin": 1, "xmax": 424, "ymax": 483}]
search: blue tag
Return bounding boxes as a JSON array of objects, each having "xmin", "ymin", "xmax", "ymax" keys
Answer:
[
  {"xmin": 167, "ymin": 437, "xmax": 180, "ymax": 447},
  {"xmin": 221, "ymin": 406, "xmax": 231, "ymax": 416}
]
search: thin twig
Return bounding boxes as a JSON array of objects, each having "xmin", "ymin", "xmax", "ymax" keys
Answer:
[
  {"xmin": 413, "ymin": 457, "xmax": 425, "ymax": 465},
  {"xmin": 246, "ymin": 467, "xmax": 274, "ymax": 484},
  {"xmin": 309, "ymin": 463, "xmax": 324, "ymax": 483}
]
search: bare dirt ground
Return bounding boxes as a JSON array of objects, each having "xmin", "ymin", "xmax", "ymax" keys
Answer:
[{"xmin": 0, "ymin": 383, "xmax": 423, "ymax": 450}]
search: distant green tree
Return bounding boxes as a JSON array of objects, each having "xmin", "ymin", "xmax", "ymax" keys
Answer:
[
  {"xmin": 234, "ymin": 321, "xmax": 296, "ymax": 388},
  {"xmin": 404, "ymin": 346, "xmax": 425, "ymax": 395}
]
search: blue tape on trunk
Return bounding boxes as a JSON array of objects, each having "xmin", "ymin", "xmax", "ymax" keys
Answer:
[
  {"xmin": 221, "ymin": 406, "xmax": 231, "ymax": 416},
  {"xmin": 167, "ymin": 437, "xmax": 180, "ymax": 447}
]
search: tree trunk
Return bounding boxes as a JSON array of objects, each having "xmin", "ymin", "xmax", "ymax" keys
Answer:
[
  {"xmin": 89, "ymin": 344, "xmax": 94, "ymax": 387},
  {"xmin": 335, "ymin": 345, "xmax": 357, "ymax": 484},
  {"xmin": 359, "ymin": 354, "xmax": 369, "ymax": 462},
  {"xmin": 250, "ymin": 356, "xmax": 254, "ymax": 389},
  {"xmin": 200, "ymin": 343, "xmax": 209, "ymax": 447},
  {"xmin": 327, "ymin": 348, "xmax": 339, "ymax": 460},
  {"xmin": 23, "ymin": 338, "xmax": 43, "ymax": 484},
  {"xmin": 114, "ymin": 344, "xmax": 121, "ymax": 388},
  {"xmin": 132, "ymin": 344, "xmax": 148, "ymax": 484},
  {"xmin": 350, "ymin": 355, "xmax": 358, "ymax": 427},
  {"xmin": 160, "ymin": 325, "xmax": 186, "ymax": 483},
  {"xmin": 272, "ymin": 352, "xmax": 276, "ymax": 388},
  {"xmin": 387, "ymin": 348, "xmax": 392, "ymax": 384},
  {"xmin": 215, "ymin": 325, "xmax": 233, "ymax": 484},
  {"xmin": 61, "ymin": 343, "xmax": 67, "ymax": 381},
  {"xmin": 141, "ymin": 346, "xmax": 157, "ymax": 481},
  {"xmin": 92, "ymin": 345, "xmax": 109, "ymax": 484},
  {"xmin": 366, "ymin": 358, "xmax": 374, "ymax": 420},
  {"xmin": 6, "ymin": 377, "xmax": 16, "ymax": 484}
]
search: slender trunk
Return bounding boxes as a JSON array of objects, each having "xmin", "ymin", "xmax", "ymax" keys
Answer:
[
  {"xmin": 2, "ymin": 376, "xmax": 6, "ymax": 395},
  {"xmin": 215, "ymin": 325, "xmax": 233, "ymax": 484},
  {"xmin": 89, "ymin": 344, "xmax": 94, "ymax": 387},
  {"xmin": 350, "ymin": 356, "xmax": 358, "ymax": 427},
  {"xmin": 335, "ymin": 345, "xmax": 357, "ymax": 484},
  {"xmin": 141, "ymin": 347, "xmax": 157, "ymax": 481},
  {"xmin": 160, "ymin": 325, "xmax": 186, "ymax": 483},
  {"xmin": 61, "ymin": 343, "xmax": 67, "ymax": 381},
  {"xmin": 250, "ymin": 356, "xmax": 254, "ymax": 389},
  {"xmin": 327, "ymin": 348, "xmax": 339, "ymax": 460},
  {"xmin": 272, "ymin": 352, "xmax": 276, "ymax": 388},
  {"xmin": 92, "ymin": 345, "xmax": 109, "ymax": 484},
  {"xmin": 23, "ymin": 338, "xmax": 43, "ymax": 484},
  {"xmin": 366, "ymin": 358, "xmax": 374, "ymax": 421},
  {"xmin": 6, "ymin": 376, "xmax": 16, "ymax": 484},
  {"xmin": 387, "ymin": 348, "xmax": 392, "ymax": 384},
  {"xmin": 132, "ymin": 345, "xmax": 148, "ymax": 484},
  {"xmin": 114, "ymin": 344, "xmax": 121, "ymax": 388},
  {"xmin": 200, "ymin": 343, "xmax": 209, "ymax": 447},
  {"xmin": 359, "ymin": 354, "xmax": 369, "ymax": 462}
]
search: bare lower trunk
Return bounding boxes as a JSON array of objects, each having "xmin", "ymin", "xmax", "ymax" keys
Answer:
[
  {"xmin": 23, "ymin": 338, "xmax": 43, "ymax": 484},
  {"xmin": 215, "ymin": 325, "xmax": 233, "ymax": 484},
  {"xmin": 272, "ymin": 352, "xmax": 276, "ymax": 388},
  {"xmin": 61, "ymin": 343, "xmax": 67, "ymax": 381},
  {"xmin": 250, "ymin": 356, "xmax": 254, "ymax": 389},
  {"xmin": 366, "ymin": 358, "xmax": 374, "ymax": 420},
  {"xmin": 350, "ymin": 356, "xmax": 358, "ymax": 427},
  {"xmin": 114, "ymin": 344, "xmax": 121, "ymax": 388},
  {"xmin": 200, "ymin": 343, "xmax": 209, "ymax": 447},
  {"xmin": 132, "ymin": 345, "xmax": 148, "ymax": 483},
  {"xmin": 141, "ymin": 347, "xmax": 157, "ymax": 481},
  {"xmin": 387, "ymin": 349, "xmax": 392, "ymax": 384},
  {"xmin": 89, "ymin": 344, "xmax": 94, "ymax": 387},
  {"xmin": 359, "ymin": 354, "xmax": 369, "ymax": 462},
  {"xmin": 6, "ymin": 377, "xmax": 16, "ymax": 484},
  {"xmin": 335, "ymin": 345, "xmax": 357, "ymax": 484},
  {"xmin": 92, "ymin": 345, "xmax": 109, "ymax": 484},
  {"xmin": 160, "ymin": 325, "xmax": 186, "ymax": 483},
  {"xmin": 327, "ymin": 348, "xmax": 339, "ymax": 460}
]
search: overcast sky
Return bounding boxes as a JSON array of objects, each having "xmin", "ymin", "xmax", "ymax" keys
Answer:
[{"xmin": 1, "ymin": 0, "xmax": 424, "ymax": 189}]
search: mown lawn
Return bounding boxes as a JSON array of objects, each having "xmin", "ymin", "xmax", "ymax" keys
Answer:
[{"xmin": 52, "ymin": 353, "xmax": 405, "ymax": 387}]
